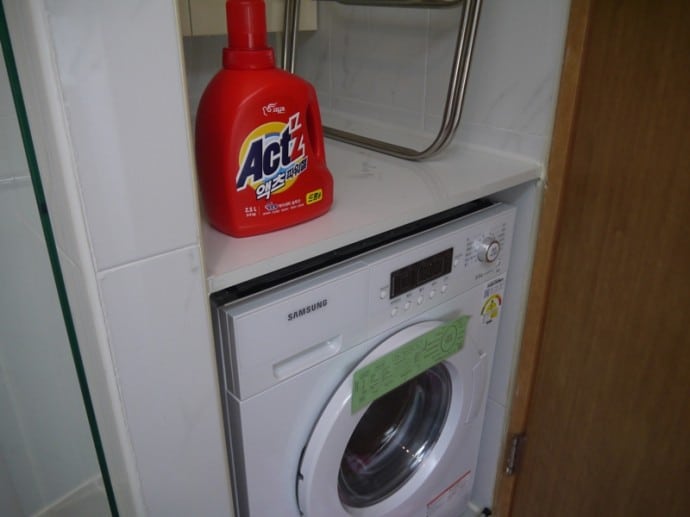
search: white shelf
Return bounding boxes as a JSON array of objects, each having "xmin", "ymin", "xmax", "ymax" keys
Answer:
[{"xmin": 203, "ymin": 139, "xmax": 541, "ymax": 292}]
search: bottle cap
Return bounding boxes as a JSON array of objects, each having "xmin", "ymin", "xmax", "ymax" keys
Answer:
[{"xmin": 223, "ymin": 0, "xmax": 274, "ymax": 69}]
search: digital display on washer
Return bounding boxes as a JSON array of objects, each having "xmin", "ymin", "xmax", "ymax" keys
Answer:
[{"xmin": 390, "ymin": 248, "xmax": 453, "ymax": 299}]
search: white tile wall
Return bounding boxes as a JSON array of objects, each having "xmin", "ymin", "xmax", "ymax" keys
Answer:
[
  {"xmin": 54, "ymin": 245, "xmax": 144, "ymax": 516},
  {"xmin": 8, "ymin": 1, "xmax": 233, "ymax": 515},
  {"xmin": 37, "ymin": 475, "xmax": 110, "ymax": 517},
  {"xmin": 0, "ymin": 57, "xmax": 10, "ymax": 112},
  {"xmin": 297, "ymin": 0, "xmax": 569, "ymax": 162},
  {"xmin": 0, "ymin": 49, "xmax": 102, "ymax": 515},
  {"xmin": 294, "ymin": 15, "xmax": 331, "ymax": 106},
  {"xmin": 0, "ymin": 58, "xmax": 27, "ymax": 181},
  {"xmin": 0, "ymin": 453, "xmax": 22, "ymax": 517},
  {"xmin": 3, "ymin": 2, "xmax": 146, "ymax": 513},
  {"xmin": 181, "ymin": 34, "xmax": 225, "ymax": 128},
  {"xmin": 328, "ymin": 6, "xmax": 428, "ymax": 124},
  {"xmin": 454, "ymin": 0, "xmax": 571, "ymax": 159},
  {"xmin": 0, "ymin": 118, "xmax": 26, "ymax": 180},
  {"xmin": 0, "ymin": 183, "xmax": 99, "ymax": 514},
  {"xmin": 43, "ymin": 0, "xmax": 199, "ymax": 271},
  {"xmin": 98, "ymin": 247, "xmax": 230, "ymax": 517}
]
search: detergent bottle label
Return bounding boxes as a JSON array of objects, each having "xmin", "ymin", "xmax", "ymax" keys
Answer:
[{"xmin": 235, "ymin": 113, "xmax": 308, "ymax": 201}]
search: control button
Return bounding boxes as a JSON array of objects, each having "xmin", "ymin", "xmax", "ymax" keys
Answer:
[
  {"xmin": 417, "ymin": 296, "xmax": 424, "ymax": 305},
  {"xmin": 391, "ymin": 307, "xmax": 398, "ymax": 317},
  {"xmin": 476, "ymin": 238, "xmax": 501, "ymax": 263},
  {"xmin": 429, "ymin": 290, "xmax": 436, "ymax": 299},
  {"xmin": 380, "ymin": 289, "xmax": 387, "ymax": 300},
  {"xmin": 404, "ymin": 301, "xmax": 411, "ymax": 311}
]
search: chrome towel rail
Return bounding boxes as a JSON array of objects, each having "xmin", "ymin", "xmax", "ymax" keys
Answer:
[
  {"xmin": 282, "ymin": 0, "xmax": 482, "ymax": 161},
  {"xmin": 281, "ymin": 0, "xmax": 300, "ymax": 73}
]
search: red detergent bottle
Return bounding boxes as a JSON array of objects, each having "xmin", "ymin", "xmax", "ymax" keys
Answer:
[{"xmin": 194, "ymin": 0, "xmax": 334, "ymax": 237}]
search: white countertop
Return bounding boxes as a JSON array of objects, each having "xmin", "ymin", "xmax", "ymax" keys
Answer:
[{"xmin": 203, "ymin": 138, "xmax": 541, "ymax": 292}]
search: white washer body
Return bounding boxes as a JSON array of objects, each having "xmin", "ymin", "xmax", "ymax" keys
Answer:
[{"xmin": 214, "ymin": 203, "xmax": 516, "ymax": 517}]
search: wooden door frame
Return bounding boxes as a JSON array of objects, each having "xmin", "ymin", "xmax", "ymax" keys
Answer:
[{"xmin": 492, "ymin": 0, "xmax": 593, "ymax": 514}]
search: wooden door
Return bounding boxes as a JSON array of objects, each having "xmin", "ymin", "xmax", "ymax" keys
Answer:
[{"xmin": 498, "ymin": 0, "xmax": 690, "ymax": 515}]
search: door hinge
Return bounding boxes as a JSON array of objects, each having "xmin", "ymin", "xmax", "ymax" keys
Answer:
[{"xmin": 504, "ymin": 432, "xmax": 526, "ymax": 476}]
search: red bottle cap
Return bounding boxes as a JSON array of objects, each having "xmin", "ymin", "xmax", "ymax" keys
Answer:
[{"xmin": 223, "ymin": 0, "xmax": 275, "ymax": 69}]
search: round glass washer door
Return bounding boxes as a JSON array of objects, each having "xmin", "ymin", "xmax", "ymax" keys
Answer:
[
  {"xmin": 338, "ymin": 364, "xmax": 451, "ymax": 508},
  {"xmin": 297, "ymin": 320, "xmax": 468, "ymax": 516}
]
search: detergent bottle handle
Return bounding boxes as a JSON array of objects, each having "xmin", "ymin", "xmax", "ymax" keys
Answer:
[{"xmin": 306, "ymin": 97, "xmax": 326, "ymax": 163}]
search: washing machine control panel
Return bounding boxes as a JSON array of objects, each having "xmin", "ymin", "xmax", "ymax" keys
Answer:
[
  {"xmin": 367, "ymin": 204, "xmax": 515, "ymax": 323},
  {"xmin": 388, "ymin": 248, "xmax": 454, "ymax": 299}
]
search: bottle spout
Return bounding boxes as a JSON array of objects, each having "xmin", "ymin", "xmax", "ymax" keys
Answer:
[
  {"xmin": 223, "ymin": 0, "xmax": 275, "ymax": 69},
  {"xmin": 226, "ymin": 0, "xmax": 268, "ymax": 50}
]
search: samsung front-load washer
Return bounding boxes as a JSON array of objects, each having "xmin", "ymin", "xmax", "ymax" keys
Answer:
[{"xmin": 212, "ymin": 202, "xmax": 515, "ymax": 517}]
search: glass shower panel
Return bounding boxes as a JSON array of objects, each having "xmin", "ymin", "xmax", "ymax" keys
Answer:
[{"xmin": 0, "ymin": 11, "xmax": 114, "ymax": 517}]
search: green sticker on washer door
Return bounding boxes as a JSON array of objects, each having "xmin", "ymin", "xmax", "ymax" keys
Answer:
[{"xmin": 351, "ymin": 316, "xmax": 470, "ymax": 414}]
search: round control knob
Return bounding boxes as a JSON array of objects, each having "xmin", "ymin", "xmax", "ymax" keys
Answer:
[{"xmin": 477, "ymin": 238, "xmax": 501, "ymax": 263}]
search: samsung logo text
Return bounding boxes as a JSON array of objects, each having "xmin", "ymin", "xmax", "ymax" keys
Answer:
[{"xmin": 287, "ymin": 299, "xmax": 328, "ymax": 321}]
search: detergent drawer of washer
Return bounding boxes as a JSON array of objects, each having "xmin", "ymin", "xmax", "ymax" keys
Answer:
[{"xmin": 218, "ymin": 262, "xmax": 370, "ymax": 399}]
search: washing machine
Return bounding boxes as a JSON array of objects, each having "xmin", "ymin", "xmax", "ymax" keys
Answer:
[{"xmin": 212, "ymin": 202, "xmax": 515, "ymax": 517}]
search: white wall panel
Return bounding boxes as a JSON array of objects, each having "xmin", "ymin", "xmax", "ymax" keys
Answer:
[
  {"xmin": 98, "ymin": 247, "xmax": 231, "ymax": 517},
  {"xmin": 43, "ymin": 0, "xmax": 199, "ymax": 270}
]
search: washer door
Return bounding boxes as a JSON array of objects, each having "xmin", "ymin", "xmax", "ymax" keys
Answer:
[{"xmin": 297, "ymin": 320, "xmax": 472, "ymax": 516}]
